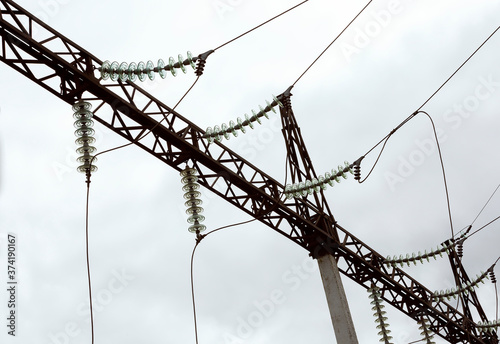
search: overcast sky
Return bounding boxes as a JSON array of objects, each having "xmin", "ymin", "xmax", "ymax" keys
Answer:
[{"xmin": 0, "ymin": 0, "xmax": 499, "ymax": 343}]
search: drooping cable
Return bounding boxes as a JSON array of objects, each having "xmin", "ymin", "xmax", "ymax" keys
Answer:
[
  {"xmin": 417, "ymin": 111, "xmax": 454, "ymax": 238},
  {"xmin": 292, "ymin": 0, "xmax": 373, "ymax": 87},
  {"xmin": 355, "ymin": 26, "xmax": 500, "ymax": 184},
  {"xmin": 85, "ymin": 179, "xmax": 94, "ymax": 344},
  {"xmin": 214, "ymin": 0, "xmax": 310, "ymax": 51}
]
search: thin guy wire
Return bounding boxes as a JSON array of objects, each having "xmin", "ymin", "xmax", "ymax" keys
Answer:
[
  {"xmin": 292, "ymin": 0, "xmax": 373, "ymax": 87},
  {"xmin": 85, "ymin": 181, "xmax": 94, "ymax": 344},
  {"xmin": 190, "ymin": 193, "xmax": 287, "ymax": 343},
  {"xmin": 214, "ymin": 0, "xmax": 310, "ymax": 51},
  {"xmin": 417, "ymin": 25, "xmax": 500, "ymax": 111},
  {"xmin": 81, "ymin": 76, "xmax": 200, "ymax": 344},
  {"xmin": 471, "ymin": 182, "xmax": 500, "ymax": 226},
  {"xmin": 468, "ymin": 214, "xmax": 500, "ymax": 238},
  {"xmin": 417, "ymin": 111, "xmax": 454, "ymax": 238}
]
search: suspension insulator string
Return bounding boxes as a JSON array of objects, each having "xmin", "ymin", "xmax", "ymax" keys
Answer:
[{"xmin": 204, "ymin": 95, "xmax": 283, "ymax": 143}]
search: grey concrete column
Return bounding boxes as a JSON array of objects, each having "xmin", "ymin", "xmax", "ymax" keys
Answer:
[{"xmin": 317, "ymin": 254, "xmax": 358, "ymax": 344}]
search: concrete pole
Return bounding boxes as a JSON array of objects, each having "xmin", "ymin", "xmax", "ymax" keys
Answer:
[{"xmin": 317, "ymin": 254, "xmax": 359, "ymax": 344}]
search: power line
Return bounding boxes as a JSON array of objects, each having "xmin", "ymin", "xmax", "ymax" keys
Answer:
[
  {"xmin": 214, "ymin": 0, "xmax": 310, "ymax": 51},
  {"xmin": 292, "ymin": 0, "xmax": 373, "ymax": 87},
  {"xmin": 417, "ymin": 25, "xmax": 500, "ymax": 111},
  {"xmin": 471, "ymin": 182, "xmax": 500, "ymax": 226}
]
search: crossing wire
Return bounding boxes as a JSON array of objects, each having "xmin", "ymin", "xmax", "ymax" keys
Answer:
[{"xmin": 292, "ymin": 0, "xmax": 373, "ymax": 86}]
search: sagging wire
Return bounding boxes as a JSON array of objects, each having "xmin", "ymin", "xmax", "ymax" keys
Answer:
[
  {"xmin": 354, "ymin": 25, "xmax": 500, "ymax": 186},
  {"xmin": 75, "ymin": 73, "xmax": 200, "ymax": 344},
  {"xmin": 185, "ymin": 157, "xmax": 290, "ymax": 343}
]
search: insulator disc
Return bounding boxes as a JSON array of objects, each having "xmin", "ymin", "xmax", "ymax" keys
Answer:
[
  {"xmin": 118, "ymin": 62, "xmax": 129, "ymax": 81},
  {"xmin": 251, "ymin": 109, "xmax": 262, "ymax": 124},
  {"xmin": 228, "ymin": 120, "xmax": 238, "ymax": 137},
  {"xmin": 73, "ymin": 117, "xmax": 94, "ymax": 129},
  {"xmin": 273, "ymin": 94, "xmax": 283, "ymax": 108},
  {"xmin": 183, "ymin": 184, "xmax": 201, "ymax": 194},
  {"xmin": 137, "ymin": 61, "xmax": 146, "ymax": 82},
  {"xmin": 109, "ymin": 61, "xmax": 119, "ymax": 81},
  {"xmin": 77, "ymin": 164, "xmax": 98, "ymax": 174},
  {"xmin": 169, "ymin": 57, "xmax": 177, "ymax": 77},
  {"xmin": 72, "ymin": 100, "xmax": 92, "ymax": 112},
  {"xmin": 244, "ymin": 114, "xmax": 254, "ymax": 129},
  {"xmin": 180, "ymin": 167, "xmax": 196, "ymax": 177},
  {"xmin": 74, "ymin": 127, "xmax": 96, "ymax": 138},
  {"xmin": 237, "ymin": 117, "xmax": 246, "ymax": 134},
  {"xmin": 73, "ymin": 109, "xmax": 93, "ymax": 120},
  {"xmin": 76, "ymin": 146, "xmax": 97, "ymax": 155},
  {"xmin": 178, "ymin": 54, "xmax": 187, "ymax": 74},
  {"xmin": 187, "ymin": 214, "xmax": 205, "ymax": 224},
  {"xmin": 75, "ymin": 136, "xmax": 96, "ymax": 145},
  {"xmin": 266, "ymin": 99, "xmax": 277, "ymax": 114},
  {"xmin": 185, "ymin": 199, "xmax": 203, "ymax": 208},
  {"xmin": 157, "ymin": 59, "xmax": 167, "ymax": 79},
  {"xmin": 146, "ymin": 60, "xmax": 155, "ymax": 81},
  {"xmin": 181, "ymin": 174, "xmax": 198, "ymax": 184},
  {"xmin": 188, "ymin": 224, "xmax": 206, "ymax": 233},
  {"xmin": 221, "ymin": 123, "xmax": 230, "ymax": 140},
  {"xmin": 259, "ymin": 105, "xmax": 269, "ymax": 119},
  {"xmin": 100, "ymin": 60, "xmax": 111, "ymax": 80},
  {"xmin": 186, "ymin": 206, "xmax": 204, "ymax": 215},
  {"xmin": 213, "ymin": 125, "xmax": 222, "ymax": 142},
  {"xmin": 128, "ymin": 62, "xmax": 137, "ymax": 82},
  {"xmin": 183, "ymin": 190, "xmax": 201, "ymax": 200},
  {"xmin": 77, "ymin": 155, "xmax": 97, "ymax": 163},
  {"xmin": 187, "ymin": 51, "xmax": 196, "ymax": 69}
]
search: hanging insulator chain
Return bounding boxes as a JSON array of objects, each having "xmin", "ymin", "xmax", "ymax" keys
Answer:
[
  {"xmin": 180, "ymin": 167, "xmax": 206, "ymax": 235},
  {"xmin": 99, "ymin": 51, "xmax": 197, "ymax": 82},
  {"xmin": 368, "ymin": 286, "xmax": 394, "ymax": 344},
  {"xmin": 204, "ymin": 95, "xmax": 284, "ymax": 143},
  {"xmin": 477, "ymin": 319, "xmax": 500, "ymax": 333},
  {"xmin": 432, "ymin": 267, "xmax": 491, "ymax": 302},
  {"xmin": 417, "ymin": 317, "xmax": 436, "ymax": 344},
  {"xmin": 384, "ymin": 233, "xmax": 468, "ymax": 268},
  {"xmin": 284, "ymin": 162, "xmax": 355, "ymax": 199},
  {"xmin": 73, "ymin": 100, "xmax": 97, "ymax": 178}
]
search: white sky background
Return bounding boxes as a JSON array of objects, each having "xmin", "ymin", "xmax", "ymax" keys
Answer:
[{"xmin": 0, "ymin": 0, "xmax": 499, "ymax": 343}]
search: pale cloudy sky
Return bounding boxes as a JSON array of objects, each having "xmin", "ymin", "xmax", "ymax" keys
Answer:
[{"xmin": 0, "ymin": 1, "xmax": 499, "ymax": 344}]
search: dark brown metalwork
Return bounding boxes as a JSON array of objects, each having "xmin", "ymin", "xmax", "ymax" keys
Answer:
[{"xmin": 0, "ymin": 0, "xmax": 497, "ymax": 342}]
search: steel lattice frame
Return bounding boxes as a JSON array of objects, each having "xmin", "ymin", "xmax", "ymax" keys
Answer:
[{"xmin": 0, "ymin": 0, "xmax": 498, "ymax": 343}]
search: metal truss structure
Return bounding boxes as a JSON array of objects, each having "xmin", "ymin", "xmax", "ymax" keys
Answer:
[{"xmin": 0, "ymin": 0, "xmax": 498, "ymax": 342}]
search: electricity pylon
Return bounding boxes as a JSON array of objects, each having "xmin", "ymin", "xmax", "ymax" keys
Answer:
[{"xmin": 0, "ymin": 1, "xmax": 497, "ymax": 342}]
